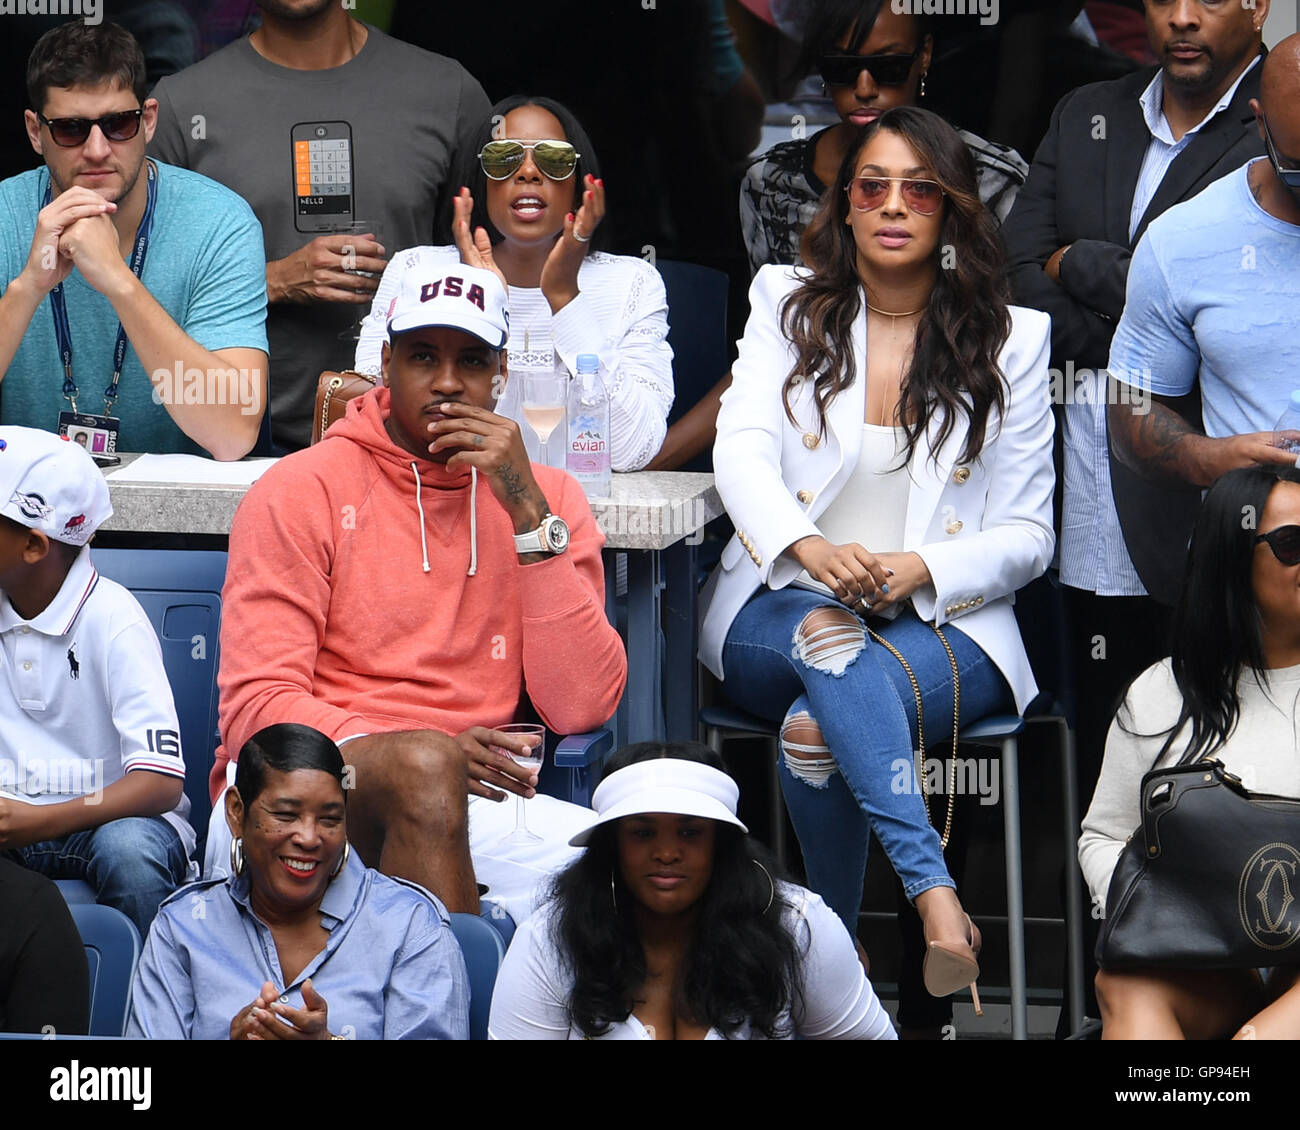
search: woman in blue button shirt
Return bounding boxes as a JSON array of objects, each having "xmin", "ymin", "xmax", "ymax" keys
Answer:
[{"xmin": 127, "ymin": 723, "xmax": 469, "ymax": 1040}]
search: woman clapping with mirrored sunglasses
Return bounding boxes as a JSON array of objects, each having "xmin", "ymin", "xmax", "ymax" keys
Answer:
[{"xmin": 355, "ymin": 96, "xmax": 672, "ymax": 472}]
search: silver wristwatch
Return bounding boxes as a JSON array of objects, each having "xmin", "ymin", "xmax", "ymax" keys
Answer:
[{"xmin": 514, "ymin": 512, "xmax": 570, "ymax": 556}]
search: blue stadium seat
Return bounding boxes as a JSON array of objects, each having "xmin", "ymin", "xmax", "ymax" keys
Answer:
[
  {"xmin": 449, "ymin": 911, "xmax": 506, "ymax": 1041},
  {"xmin": 90, "ymin": 548, "xmax": 225, "ymax": 852},
  {"xmin": 54, "ymin": 549, "xmax": 226, "ymax": 909},
  {"xmin": 656, "ymin": 259, "xmax": 729, "ymax": 474},
  {"xmin": 70, "ymin": 903, "xmax": 142, "ymax": 1038}
]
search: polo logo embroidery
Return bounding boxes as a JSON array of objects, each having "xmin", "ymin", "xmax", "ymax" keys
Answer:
[
  {"xmin": 9, "ymin": 490, "xmax": 51, "ymax": 522},
  {"xmin": 418, "ymin": 277, "xmax": 487, "ymax": 311},
  {"xmin": 67, "ymin": 647, "xmax": 80, "ymax": 680}
]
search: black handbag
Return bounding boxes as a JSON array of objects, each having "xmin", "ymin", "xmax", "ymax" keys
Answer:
[{"xmin": 1096, "ymin": 758, "xmax": 1300, "ymax": 970}]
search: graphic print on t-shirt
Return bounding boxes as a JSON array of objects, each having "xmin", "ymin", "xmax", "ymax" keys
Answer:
[{"xmin": 292, "ymin": 121, "xmax": 354, "ymax": 232}]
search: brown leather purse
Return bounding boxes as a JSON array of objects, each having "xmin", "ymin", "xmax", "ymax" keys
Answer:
[{"xmin": 312, "ymin": 370, "xmax": 377, "ymax": 444}]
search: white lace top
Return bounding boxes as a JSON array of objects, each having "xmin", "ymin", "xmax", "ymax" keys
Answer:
[{"xmin": 355, "ymin": 244, "xmax": 675, "ymax": 471}]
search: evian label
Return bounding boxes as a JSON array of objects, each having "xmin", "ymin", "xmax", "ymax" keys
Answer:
[{"xmin": 567, "ymin": 414, "xmax": 609, "ymax": 474}]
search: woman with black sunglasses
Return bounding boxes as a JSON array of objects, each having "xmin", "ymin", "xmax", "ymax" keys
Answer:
[
  {"xmin": 355, "ymin": 96, "xmax": 672, "ymax": 472},
  {"xmin": 699, "ymin": 106, "xmax": 1054, "ymax": 1027},
  {"xmin": 740, "ymin": 0, "xmax": 1027, "ymax": 273},
  {"xmin": 1082, "ymin": 464, "xmax": 1300, "ymax": 1040}
]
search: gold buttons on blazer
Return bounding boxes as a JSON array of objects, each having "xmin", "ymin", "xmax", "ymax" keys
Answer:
[
  {"xmin": 796, "ymin": 490, "xmax": 813, "ymax": 504},
  {"xmin": 944, "ymin": 596, "xmax": 985, "ymax": 616},
  {"xmin": 737, "ymin": 531, "xmax": 762, "ymax": 568},
  {"xmin": 945, "ymin": 519, "xmax": 964, "ymax": 535},
  {"xmin": 974, "ymin": 595, "xmax": 984, "ymax": 606},
  {"xmin": 953, "ymin": 466, "xmax": 971, "ymax": 484},
  {"xmin": 802, "ymin": 432, "xmax": 820, "ymax": 450}
]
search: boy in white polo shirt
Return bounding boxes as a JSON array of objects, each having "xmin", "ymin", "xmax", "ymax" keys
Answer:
[{"xmin": 0, "ymin": 427, "xmax": 193, "ymax": 937}]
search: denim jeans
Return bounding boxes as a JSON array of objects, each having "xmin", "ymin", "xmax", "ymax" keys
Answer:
[
  {"xmin": 17, "ymin": 816, "xmax": 189, "ymax": 939},
  {"xmin": 722, "ymin": 587, "xmax": 1012, "ymax": 933}
]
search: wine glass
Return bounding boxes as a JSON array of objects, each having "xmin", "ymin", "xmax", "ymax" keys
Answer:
[
  {"xmin": 521, "ymin": 370, "xmax": 567, "ymax": 468},
  {"xmin": 495, "ymin": 723, "xmax": 545, "ymax": 845},
  {"xmin": 336, "ymin": 220, "xmax": 385, "ymax": 341}
]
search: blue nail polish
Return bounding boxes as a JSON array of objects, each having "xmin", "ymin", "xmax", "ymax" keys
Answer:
[{"xmin": 881, "ymin": 583, "xmax": 891, "ymax": 594}]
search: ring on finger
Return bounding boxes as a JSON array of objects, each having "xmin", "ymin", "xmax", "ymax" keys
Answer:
[{"xmin": 573, "ymin": 228, "xmax": 591, "ymax": 243}]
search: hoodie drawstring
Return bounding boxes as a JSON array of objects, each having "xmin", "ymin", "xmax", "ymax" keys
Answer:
[
  {"xmin": 410, "ymin": 462, "xmax": 431, "ymax": 573},
  {"xmin": 468, "ymin": 467, "xmax": 478, "ymax": 577},
  {"xmin": 409, "ymin": 461, "xmax": 478, "ymax": 577}
]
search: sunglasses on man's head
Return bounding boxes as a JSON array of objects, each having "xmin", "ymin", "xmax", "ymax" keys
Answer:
[
  {"xmin": 1261, "ymin": 116, "xmax": 1300, "ymax": 192},
  {"xmin": 1256, "ymin": 524, "xmax": 1300, "ymax": 565},
  {"xmin": 37, "ymin": 109, "xmax": 143, "ymax": 147},
  {"xmin": 478, "ymin": 139, "xmax": 580, "ymax": 182},
  {"xmin": 819, "ymin": 51, "xmax": 919, "ymax": 89},
  {"xmin": 845, "ymin": 175, "xmax": 945, "ymax": 215}
]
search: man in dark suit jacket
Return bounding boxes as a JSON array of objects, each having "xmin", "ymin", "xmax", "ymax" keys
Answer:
[{"xmin": 1002, "ymin": 0, "xmax": 1267, "ymax": 1032}]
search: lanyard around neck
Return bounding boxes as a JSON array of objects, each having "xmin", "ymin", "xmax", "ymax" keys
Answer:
[{"xmin": 45, "ymin": 159, "xmax": 159, "ymax": 415}]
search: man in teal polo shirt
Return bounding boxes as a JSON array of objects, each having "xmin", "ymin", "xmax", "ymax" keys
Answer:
[{"xmin": 0, "ymin": 21, "xmax": 267, "ymax": 460}]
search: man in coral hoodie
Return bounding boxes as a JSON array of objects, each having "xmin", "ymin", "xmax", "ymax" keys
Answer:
[{"xmin": 212, "ymin": 263, "xmax": 627, "ymax": 921}]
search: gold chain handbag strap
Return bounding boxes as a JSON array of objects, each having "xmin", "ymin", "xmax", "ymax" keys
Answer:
[
  {"xmin": 319, "ymin": 375, "xmax": 345, "ymax": 439},
  {"xmin": 866, "ymin": 624, "xmax": 962, "ymax": 849}
]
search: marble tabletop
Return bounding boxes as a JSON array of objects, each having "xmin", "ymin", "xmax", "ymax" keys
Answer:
[{"xmin": 100, "ymin": 454, "xmax": 722, "ymax": 551}]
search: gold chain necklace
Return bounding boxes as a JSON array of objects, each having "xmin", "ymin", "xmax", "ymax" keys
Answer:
[
  {"xmin": 865, "ymin": 303, "xmax": 919, "ymax": 427},
  {"xmin": 865, "ymin": 301, "xmax": 925, "ymax": 320}
]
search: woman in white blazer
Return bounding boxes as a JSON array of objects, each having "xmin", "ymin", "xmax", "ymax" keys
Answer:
[{"xmin": 698, "ymin": 107, "xmax": 1054, "ymax": 1011}]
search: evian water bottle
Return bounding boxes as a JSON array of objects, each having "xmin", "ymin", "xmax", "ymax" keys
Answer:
[
  {"xmin": 1274, "ymin": 390, "xmax": 1300, "ymax": 466},
  {"xmin": 566, "ymin": 353, "xmax": 611, "ymax": 498}
]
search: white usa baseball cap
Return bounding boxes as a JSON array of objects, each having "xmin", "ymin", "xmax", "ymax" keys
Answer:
[
  {"xmin": 385, "ymin": 263, "xmax": 510, "ymax": 350},
  {"xmin": 0, "ymin": 426, "xmax": 112, "ymax": 546}
]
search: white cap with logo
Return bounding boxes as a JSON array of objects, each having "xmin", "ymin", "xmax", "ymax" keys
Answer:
[
  {"xmin": 385, "ymin": 263, "xmax": 510, "ymax": 350},
  {"xmin": 0, "ymin": 426, "xmax": 113, "ymax": 546}
]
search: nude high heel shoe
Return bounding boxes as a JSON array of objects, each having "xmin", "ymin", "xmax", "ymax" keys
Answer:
[{"xmin": 923, "ymin": 913, "xmax": 982, "ymax": 1016}]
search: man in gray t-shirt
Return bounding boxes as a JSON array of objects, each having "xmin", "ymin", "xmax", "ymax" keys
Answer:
[{"xmin": 149, "ymin": 1, "xmax": 489, "ymax": 451}]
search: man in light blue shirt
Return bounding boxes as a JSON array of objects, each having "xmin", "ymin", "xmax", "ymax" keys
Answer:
[
  {"xmin": 0, "ymin": 21, "xmax": 267, "ymax": 459},
  {"xmin": 1109, "ymin": 38, "xmax": 1300, "ymax": 496}
]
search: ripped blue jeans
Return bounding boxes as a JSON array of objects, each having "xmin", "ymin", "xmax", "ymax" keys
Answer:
[{"xmin": 721, "ymin": 587, "xmax": 1012, "ymax": 933}]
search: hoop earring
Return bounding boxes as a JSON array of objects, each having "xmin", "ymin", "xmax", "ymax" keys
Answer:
[
  {"xmin": 229, "ymin": 836, "xmax": 245, "ymax": 877},
  {"xmin": 331, "ymin": 841, "xmax": 351, "ymax": 879},
  {"xmin": 752, "ymin": 859, "xmax": 775, "ymax": 915},
  {"xmin": 919, "ymin": 71, "xmax": 928, "ymax": 99},
  {"xmin": 610, "ymin": 869, "xmax": 620, "ymax": 913}
]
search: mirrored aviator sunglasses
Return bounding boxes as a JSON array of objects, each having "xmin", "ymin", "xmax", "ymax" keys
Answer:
[
  {"xmin": 38, "ymin": 109, "xmax": 143, "ymax": 147},
  {"xmin": 819, "ymin": 51, "xmax": 918, "ymax": 88},
  {"xmin": 1256, "ymin": 524, "xmax": 1300, "ymax": 566},
  {"xmin": 478, "ymin": 139, "xmax": 580, "ymax": 181},
  {"xmin": 846, "ymin": 176, "xmax": 945, "ymax": 215}
]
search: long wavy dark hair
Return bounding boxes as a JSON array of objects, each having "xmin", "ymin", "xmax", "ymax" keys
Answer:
[
  {"xmin": 550, "ymin": 742, "xmax": 803, "ymax": 1039},
  {"xmin": 1119, "ymin": 465, "xmax": 1300, "ymax": 763},
  {"xmin": 783, "ymin": 106, "xmax": 1010, "ymax": 468},
  {"xmin": 447, "ymin": 95, "xmax": 608, "ymax": 252}
]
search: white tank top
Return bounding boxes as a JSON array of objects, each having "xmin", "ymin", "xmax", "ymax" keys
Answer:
[{"xmin": 792, "ymin": 424, "xmax": 911, "ymax": 600}]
